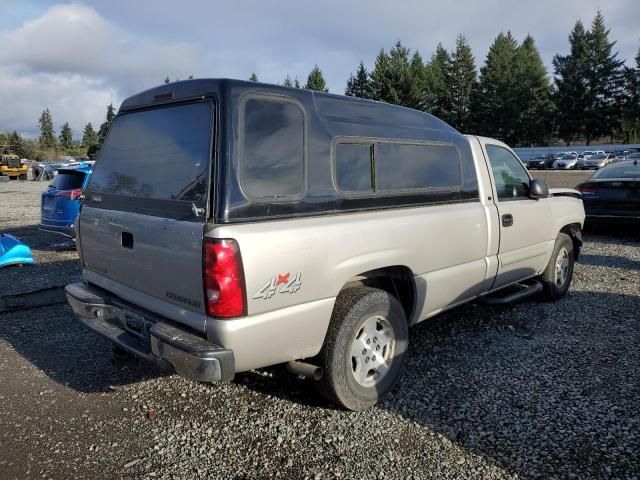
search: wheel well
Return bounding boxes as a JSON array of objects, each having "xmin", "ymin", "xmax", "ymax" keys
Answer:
[
  {"xmin": 560, "ymin": 223, "xmax": 583, "ymax": 259},
  {"xmin": 342, "ymin": 266, "xmax": 415, "ymax": 321}
]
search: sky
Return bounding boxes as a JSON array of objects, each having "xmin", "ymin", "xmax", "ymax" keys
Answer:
[{"xmin": 0, "ymin": 0, "xmax": 638, "ymax": 138}]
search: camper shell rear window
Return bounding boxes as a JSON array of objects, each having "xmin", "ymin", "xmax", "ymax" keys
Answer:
[{"xmin": 86, "ymin": 100, "xmax": 214, "ymax": 217}]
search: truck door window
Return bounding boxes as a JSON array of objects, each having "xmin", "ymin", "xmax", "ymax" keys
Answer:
[{"xmin": 485, "ymin": 145, "xmax": 530, "ymax": 201}]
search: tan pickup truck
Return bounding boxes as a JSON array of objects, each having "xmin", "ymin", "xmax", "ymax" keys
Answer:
[{"xmin": 66, "ymin": 79, "xmax": 585, "ymax": 410}]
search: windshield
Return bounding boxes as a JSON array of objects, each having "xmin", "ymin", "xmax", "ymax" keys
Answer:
[
  {"xmin": 592, "ymin": 164, "xmax": 640, "ymax": 179},
  {"xmin": 559, "ymin": 155, "xmax": 576, "ymax": 160},
  {"xmin": 50, "ymin": 170, "xmax": 87, "ymax": 190},
  {"xmin": 591, "ymin": 154, "xmax": 607, "ymax": 160},
  {"xmin": 86, "ymin": 101, "xmax": 213, "ymax": 209}
]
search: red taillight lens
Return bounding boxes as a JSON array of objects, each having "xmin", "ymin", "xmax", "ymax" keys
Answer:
[
  {"xmin": 203, "ymin": 238, "xmax": 246, "ymax": 318},
  {"xmin": 58, "ymin": 188, "xmax": 83, "ymax": 200},
  {"xmin": 576, "ymin": 183, "xmax": 597, "ymax": 194}
]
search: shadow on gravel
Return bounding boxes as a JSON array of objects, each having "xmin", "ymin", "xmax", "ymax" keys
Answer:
[
  {"xmin": 0, "ymin": 303, "xmax": 168, "ymax": 393},
  {"xmin": 235, "ymin": 289, "xmax": 639, "ymax": 478},
  {"xmin": 378, "ymin": 290, "xmax": 640, "ymax": 479},
  {"xmin": 0, "ymin": 224, "xmax": 75, "ymax": 252},
  {"xmin": 579, "ymin": 253, "xmax": 640, "ymax": 270}
]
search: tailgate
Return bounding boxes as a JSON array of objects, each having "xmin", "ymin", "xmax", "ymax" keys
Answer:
[{"xmin": 78, "ymin": 100, "xmax": 214, "ymax": 332}]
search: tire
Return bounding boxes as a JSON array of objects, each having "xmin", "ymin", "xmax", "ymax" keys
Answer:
[
  {"xmin": 19, "ymin": 173, "xmax": 27, "ymax": 180},
  {"xmin": 315, "ymin": 287, "xmax": 408, "ymax": 411},
  {"xmin": 540, "ymin": 233, "xmax": 575, "ymax": 301}
]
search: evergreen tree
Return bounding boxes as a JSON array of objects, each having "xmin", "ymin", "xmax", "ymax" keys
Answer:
[
  {"xmin": 387, "ymin": 40, "xmax": 413, "ymax": 106},
  {"xmin": 553, "ymin": 21, "xmax": 590, "ymax": 144},
  {"xmin": 164, "ymin": 76, "xmax": 170, "ymax": 84},
  {"xmin": 97, "ymin": 104, "xmax": 116, "ymax": 146},
  {"xmin": 345, "ymin": 61, "xmax": 371, "ymax": 98},
  {"xmin": 305, "ymin": 65, "xmax": 329, "ymax": 92},
  {"xmin": 513, "ymin": 35, "xmax": 554, "ymax": 145},
  {"xmin": 369, "ymin": 49, "xmax": 399, "ymax": 104},
  {"xmin": 283, "ymin": 75, "xmax": 293, "ymax": 87},
  {"xmin": 622, "ymin": 48, "xmax": 640, "ymax": 143},
  {"xmin": 249, "ymin": 72, "xmax": 258, "ymax": 81},
  {"xmin": 449, "ymin": 35, "xmax": 477, "ymax": 131},
  {"xmin": 82, "ymin": 122, "xmax": 98, "ymax": 148},
  {"xmin": 428, "ymin": 43, "xmax": 454, "ymax": 124},
  {"xmin": 59, "ymin": 122, "xmax": 73, "ymax": 150},
  {"xmin": 583, "ymin": 11, "xmax": 625, "ymax": 144},
  {"xmin": 8, "ymin": 131, "xmax": 24, "ymax": 157},
  {"xmin": 472, "ymin": 32, "xmax": 519, "ymax": 142},
  {"xmin": 294, "ymin": 77, "xmax": 301, "ymax": 88},
  {"xmin": 38, "ymin": 109, "xmax": 56, "ymax": 149},
  {"xmin": 407, "ymin": 51, "xmax": 429, "ymax": 110}
]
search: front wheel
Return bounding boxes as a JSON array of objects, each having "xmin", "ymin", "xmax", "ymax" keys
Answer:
[
  {"xmin": 315, "ymin": 287, "xmax": 408, "ymax": 411},
  {"xmin": 540, "ymin": 233, "xmax": 575, "ymax": 301}
]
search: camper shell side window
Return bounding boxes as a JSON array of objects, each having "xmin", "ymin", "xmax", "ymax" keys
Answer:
[{"xmin": 238, "ymin": 94, "xmax": 307, "ymax": 202}]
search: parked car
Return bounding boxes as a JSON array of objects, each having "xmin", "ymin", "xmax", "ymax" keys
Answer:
[
  {"xmin": 581, "ymin": 153, "xmax": 617, "ymax": 169},
  {"xmin": 623, "ymin": 152, "xmax": 640, "ymax": 163},
  {"xmin": 553, "ymin": 154, "xmax": 580, "ymax": 169},
  {"xmin": 612, "ymin": 150, "xmax": 631, "ymax": 161},
  {"xmin": 526, "ymin": 155, "xmax": 547, "ymax": 169},
  {"xmin": 64, "ymin": 79, "xmax": 585, "ymax": 410},
  {"xmin": 39, "ymin": 165, "xmax": 92, "ymax": 237},
  {"xmin": 577, "ymin": 160, "xmax": 640, "ymax": 224}
]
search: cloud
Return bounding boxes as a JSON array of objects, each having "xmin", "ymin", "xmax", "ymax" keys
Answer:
[
  {"xmin": 1, "ymin": 0, "xmax": 639, "ymax": 138},
  {"xmin": 0, "ymin": 3, "xmax": 204, "ymax": 137}
]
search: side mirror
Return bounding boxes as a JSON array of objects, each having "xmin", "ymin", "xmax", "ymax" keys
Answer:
[{"xmin": 529, "ymin": 179, "xmax": 549, "ymax": 199}]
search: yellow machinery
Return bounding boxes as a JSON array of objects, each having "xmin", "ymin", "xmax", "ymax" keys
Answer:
[{"xmin": 0, "ymin": 145, "xmax": 28, "ymax": 180}]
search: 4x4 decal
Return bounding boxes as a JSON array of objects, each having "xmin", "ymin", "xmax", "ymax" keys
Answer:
[{"xmin": 253, "ymin": 272, "xmax": 302, "ymax": 300}]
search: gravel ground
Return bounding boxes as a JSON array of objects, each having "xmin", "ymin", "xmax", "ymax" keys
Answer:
[{"xmin": 1, "ymin": 176, "xmax": 639, "ymax": 480}]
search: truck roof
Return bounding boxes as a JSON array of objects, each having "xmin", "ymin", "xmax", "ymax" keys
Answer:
[{"xmin": 119, "ymin": 78, "xmax": 458, "ymax": 137}]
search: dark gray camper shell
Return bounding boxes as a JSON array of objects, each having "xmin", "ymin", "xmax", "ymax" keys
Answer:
[{"xmin": 106, "ymin": 78, "xmax": 479, "ymax": 223}]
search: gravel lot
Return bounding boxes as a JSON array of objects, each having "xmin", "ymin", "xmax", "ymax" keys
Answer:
[{"xmin": 1, "ymin": 175, "xmax": 639, "ymax": 480}]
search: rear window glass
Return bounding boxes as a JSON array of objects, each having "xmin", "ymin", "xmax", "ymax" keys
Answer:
[
  {"xmin": 86, "ymin": 102, "xmax": 213, "ymax": 207},
  {"xmin": 241, "ymin": 97, "xmax": 305, "ymax": 200},
  {"xmin": 375, "ymin": 143, "xmax": 462, "ymax": 191},
  {"xmin": 50, "ymin": 170, "xmax": 86, "ymax": 190},
  {"xmin": 593, "ymin": 164, "xmax": 640, "ymax": 179},
  {"xmin": 335, "ymin": 143, "xmax": 373, "ymax": 193}
]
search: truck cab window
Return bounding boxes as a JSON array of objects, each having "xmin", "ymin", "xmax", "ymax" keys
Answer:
[{"xmin": 486, "ymin": 145, "xmax": 530, "ymax": 200}]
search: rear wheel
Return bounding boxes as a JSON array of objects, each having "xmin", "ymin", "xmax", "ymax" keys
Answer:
[
  {"xmin": 540, "ymin": 233, "xmax": 574, "ymax": 301},
  {"xmin": 315, "ymin": 287, "xmax": 408, "ymax": 411}
]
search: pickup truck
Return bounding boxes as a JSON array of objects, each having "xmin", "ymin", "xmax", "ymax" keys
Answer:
[{"xmin": 65, "ymin": 79, "xmax": 585, "ymax": 410}]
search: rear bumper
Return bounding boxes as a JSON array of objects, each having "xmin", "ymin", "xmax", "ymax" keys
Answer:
[
  {"xmin": 38, "ymin": 223, "xmax": 76, "ymax": 238},
  {"xmin": 65, "ymin": 282, "xmax": 235, "ymax": 382}
]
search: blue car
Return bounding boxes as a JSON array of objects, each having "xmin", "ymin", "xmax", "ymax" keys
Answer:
[{"xmin": 39, "ymin": 165, "xmax": 92, "ymax": 237}]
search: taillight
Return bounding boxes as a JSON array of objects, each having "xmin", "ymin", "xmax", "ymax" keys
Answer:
[
  {"xmin": 203, "ymin": 238, "xmax": 246, "ymax": 318},
  {"xmin": 58, "ymin": 188, "xmax": 83, "ymax": 200},
  {"xmin": 576, "ymin": 183, "xmax": 597, "ymax": 194}
]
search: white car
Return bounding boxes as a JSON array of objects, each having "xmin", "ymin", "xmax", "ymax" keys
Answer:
[
  {"xmin": 581, "ymin": 153, "xmax": 616, "ymax": 169},
  {"xmin": 554, "ymin": 154, "xmax": 579, "ymax": 169}
]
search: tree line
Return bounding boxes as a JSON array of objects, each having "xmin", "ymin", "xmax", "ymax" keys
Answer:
[
  {"xmin": 255, "ymin": 11, "xmax": 639, "ymax": 147},
  {"xmin": 0, "ymin": 104, "xmax": 115, "ymax": 161},
  {"xmin": 3, "ymin": 10, "xmax": 637, "ymax": 159}
]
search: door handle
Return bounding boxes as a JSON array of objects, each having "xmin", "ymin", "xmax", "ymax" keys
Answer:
[{"xmin": 502, "ymin": 214, "xmax": 513, "ymax": 227}]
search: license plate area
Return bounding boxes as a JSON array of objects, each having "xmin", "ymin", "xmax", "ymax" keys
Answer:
[{"xmin": 114, "ymin": 306, "xmax": 155, "ymax": 342}]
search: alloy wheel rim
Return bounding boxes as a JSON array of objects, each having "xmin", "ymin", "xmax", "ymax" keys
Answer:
[
  {"xmin": 350, "ymin": 315, "xmax": 395, "ymax": 387},
  {"xmin": 555, "ymin": 247, "xmax": 570, "ymax": 287}
]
